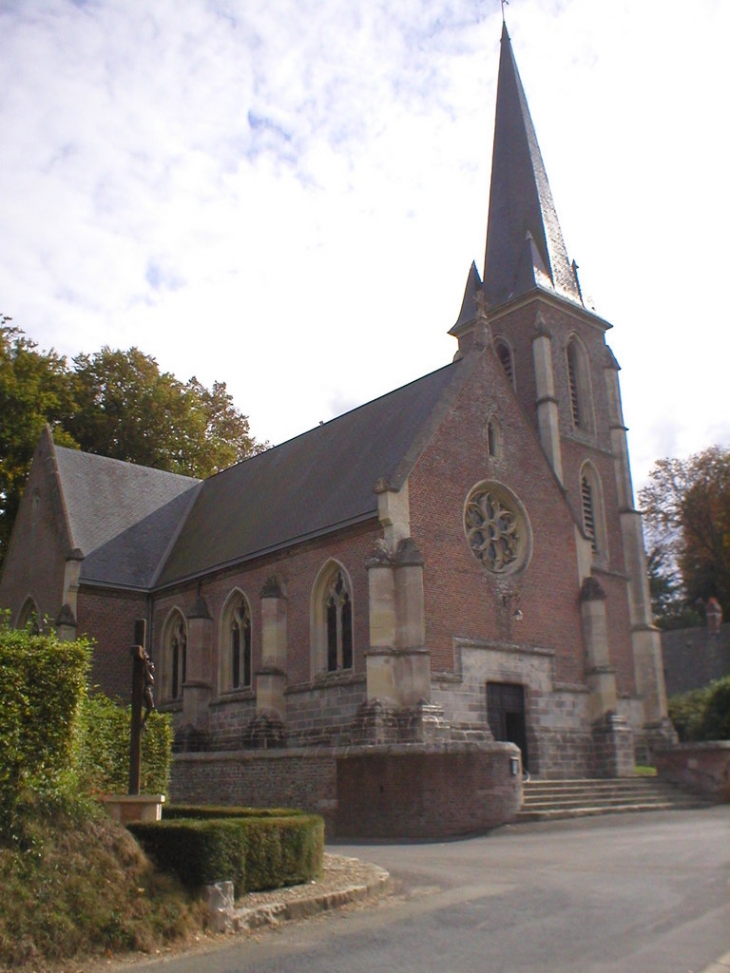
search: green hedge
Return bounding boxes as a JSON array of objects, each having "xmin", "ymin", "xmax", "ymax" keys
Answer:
[
  {"xmin": 0, "ymin": 623, "xmax": 90, "ymax": 834},
  {"xmin": 74, "ymin": 692, "xmax": 173, "ymax": 797},
  {"xmin": 162, "ymin": 804, "xmax": 304, "ymax": 820},
  {"xmin": 669, "ymin": 675, "xmax": 730, "ymax": 742},
  {"xmin": 129, "ymin": 813, "xmax": 324, "ymax": 895}
]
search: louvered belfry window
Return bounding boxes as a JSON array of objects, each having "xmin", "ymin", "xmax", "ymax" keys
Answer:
[
  {"xmin": 568, "ymin": 342, "xmax": 581, "ymax": 426},
  {"xmin": 581, "ymin": 475, "xmax": 596, "ymax": 550},
  {"xmin": 496, "ymin": 341, "xmax": 514, "ymax": 386}
]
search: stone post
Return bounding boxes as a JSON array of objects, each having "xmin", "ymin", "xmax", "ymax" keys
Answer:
[
  {"xmin": 604, "ymin": 352, "xmax": 670, "ymax": 733},
  {"xmin": 246, "ymin": 576, "xmax": 288, "ymax": 748},
  {"xmin": 580, "ymin": 577, "xmax": 634, "ymax": 777},
  {"xmin": 179, "ymin": 593, "xmax": 212, "ymax": 749},
  {"xmin": 532, "ymin": 317, "xmax": 564, "ymax": 483}
]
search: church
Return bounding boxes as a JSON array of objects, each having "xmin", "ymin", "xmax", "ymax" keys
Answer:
[{"xmin": 0, "ymin": 25, "xmax": 673, "ymax": 833}]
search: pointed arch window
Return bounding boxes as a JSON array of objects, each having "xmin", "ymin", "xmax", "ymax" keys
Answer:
[
  {"xmin": 17, "ymin": 597, "xmax": 40, "ymax": 633},
  {"xmin": 221, "ymin": 592, "xmax": 252, "ymax": 692},
  {"xmin": 495, "ymin": 340, "xmax": 515, "ymax": 388},
  {"xmin": 566, "ymin": 337, "xmax": 594, "ymax": 433},
  {"xmin": 580, "ymin": 462, "xmax": 608, "ymax": 561},
  {"xmin": 164, "ymin": 610, "xmax": 187, "ymax": 702},
  {"xmin": 312, "ymin": 563, "xmax": 353, "ymax": 676}
]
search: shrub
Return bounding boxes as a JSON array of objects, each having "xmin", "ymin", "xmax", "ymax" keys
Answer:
[
  {"xmin": 74, "ymin": 692, "xmax": 173, "ymax": 797},
  {"xmin": 130, "ymin": 812, "xmax": 324, "ymax": 895},
  {"xmin": 669, "ymin": 676, "xmax": 730, "ymax": 742},
  {"xmin": 0, "ymin": 623, "xmax": 91, "ymax": 839},
  {"xmin": 698, "ymin": 676, "xmax": 730, "ymax": 741}
]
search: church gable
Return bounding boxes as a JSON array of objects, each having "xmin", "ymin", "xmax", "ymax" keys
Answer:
[
  {"xmin": 407, "ymin": 339, "xmax": 586, "ymax": 684},
  {"xmin": 0, "ymin": 427, "xmax": 73, "ymax": 630}
]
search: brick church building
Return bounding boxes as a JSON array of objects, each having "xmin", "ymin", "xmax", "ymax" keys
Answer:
[{"xmin": 0, "ymin": 25, "xmax": 673, "ymax": 829}]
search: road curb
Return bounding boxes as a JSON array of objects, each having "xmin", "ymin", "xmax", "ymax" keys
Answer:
[{"xmin": 209, "ymin": 861, "xmax": 391, "ymax": 934}]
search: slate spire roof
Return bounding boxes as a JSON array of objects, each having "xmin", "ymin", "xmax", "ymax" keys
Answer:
[{"xmin": 482, "ymin": 23, "xmax": 583, "ymax": 309}]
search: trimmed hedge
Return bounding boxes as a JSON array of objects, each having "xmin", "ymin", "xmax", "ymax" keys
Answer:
[
  {"xmin": 0, "ymin": 623, "xmax": 91, "ymax": 835},
  {"xmin": 162, "ymin": 805, "xmax": 304, "ymax": 820},
  {"xmin": 129, "ymin": 811, "xmax": 324, "ymax": 895}
]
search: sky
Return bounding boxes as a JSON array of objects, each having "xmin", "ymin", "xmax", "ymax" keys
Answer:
[{"xmin": 0, "ymin": 0, "xmax": 728, "ymax": 492}]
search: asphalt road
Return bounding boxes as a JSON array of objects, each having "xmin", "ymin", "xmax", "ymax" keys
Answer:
[{"xmin": 124, "ymin": 806, "xmax": 729, "ymax": 973}]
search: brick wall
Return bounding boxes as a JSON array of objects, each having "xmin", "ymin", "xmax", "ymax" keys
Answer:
[
  {"xmin": 656, "ymin": 742, "xmax": 730, "ymax": 801},
  {"xmin": 0, "ymin": 444, "xmax": 66, "ymax": 627},
  {"xmin": 170, "ymin": 741, "xmax": 522, "ymax": 839},
  {"xmin": 170, "ymin": 748, "xmax": 339, "ymax": 832},
  {"xmin": 409, "ymin": 344, "xmax": 587, "ymax": 687},
  {"xmin": 152, "ymin": 522, "xmax": 379, "ymax": 746},
  {"xmin": 77, "ymin": 587, "xmax": 149, "ymax": 699},
  {"xmin": 336, "ymin": 742, "xmax": 522, "ymax": 838}
]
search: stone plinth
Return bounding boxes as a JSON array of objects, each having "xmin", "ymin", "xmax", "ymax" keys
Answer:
[{"xmin": 101, "ymin": 794, "xmax": 165, "ymax": 824}]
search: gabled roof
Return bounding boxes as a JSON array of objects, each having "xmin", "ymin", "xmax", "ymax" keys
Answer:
[
  {"xmin": 53, "ymin": 446, "xmax": 200, "ymax": 588},
  {"xmin": 483, "ymin": 23, "xmax": 582, "ymax": 309},
  {"xmin": 156, "ymin": 358, "xmax": 469, "ymax": 586}
]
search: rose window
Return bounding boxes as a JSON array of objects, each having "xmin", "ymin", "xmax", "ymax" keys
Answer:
[{"xmin": 463, "ymin": 483, "xmax": 531, "ymax": 575}]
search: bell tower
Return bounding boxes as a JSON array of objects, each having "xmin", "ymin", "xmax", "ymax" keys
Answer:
[{"xmin": 449, "ymin": 23, "xmax": 671, "ymax": 753}]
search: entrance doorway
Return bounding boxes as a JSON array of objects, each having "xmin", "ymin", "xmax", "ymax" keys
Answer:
[{"xmin": 487, "ymin": 681, "xmax": 529, "ymax": 772}]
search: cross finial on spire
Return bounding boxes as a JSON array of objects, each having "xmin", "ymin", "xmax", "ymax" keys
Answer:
[{"xmin": 501, "ymin": 0, "xmax": 509, "ymax": 23}]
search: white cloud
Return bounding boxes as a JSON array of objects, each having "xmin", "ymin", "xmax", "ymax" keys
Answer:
[{"xmin": 0, "ymin": 0, "xmax": 728, "ymax": 494}]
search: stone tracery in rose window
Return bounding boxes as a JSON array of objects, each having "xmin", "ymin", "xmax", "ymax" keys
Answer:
[{"xmin": 464, "ymin": 484, "xmax": 529, "ymax": 574}]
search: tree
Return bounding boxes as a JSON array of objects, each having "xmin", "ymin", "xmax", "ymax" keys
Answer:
[
  {"xmin": 0, "ymin": 324, "xmax": 264, "ymax": 570},
  {"xmin": 0, "ymin": 319, "xmax": 77, "ymax": 563},
  {"xmin": 66, "ymin": 347, "xmax": 262, "ymax": 478},
  {"xmin": 640, "ymin": 447, "xmax": 730, "ymax": 626}
]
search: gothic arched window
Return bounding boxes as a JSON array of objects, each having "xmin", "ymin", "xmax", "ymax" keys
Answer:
[
  {"xmin": 17, "ymin": 597, "xmax": 40, "ymax": 633},
  {"xmin": 580, "ymin": 462, "xmax": 608, "ymax": 561},
  {"xmin": 495, "ymin": 339, "xmax": 515, "ymax": 388},
  {"xmin": 164, "ymin": 610, "xmax": 187, "ymax": 701},
  {"xmin": 221, "ymin": 591, "xmax": 252, "ymax": 692},
  {"xmin": 566, "ymin": 336, "xmax": 594, "ymax": 433},
  {"xmin": 312, "ymin": 562, "xmax": 353, "ymax": 676}
]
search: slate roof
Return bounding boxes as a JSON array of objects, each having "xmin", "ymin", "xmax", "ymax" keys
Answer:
[
  {"xmin": 483, "ymin": 23, "xmax": 582, "ymax": 308},
  {"xmin": 156, "ymin": 358, "xmax": 469, "ymax": 587},
  {"xmin": 54, "ymin": 446, "xmax": 200, "ymax": 588}
]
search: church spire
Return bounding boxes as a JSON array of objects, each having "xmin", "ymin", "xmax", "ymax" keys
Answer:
[{"xmin": 483, "ymin": 23, "xmax": 582, "ymax": 308}]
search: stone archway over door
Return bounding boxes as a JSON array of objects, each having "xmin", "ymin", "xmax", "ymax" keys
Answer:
[{"xmin": 487, "ymin": 682, "xmax": 529, "ymax": 772}]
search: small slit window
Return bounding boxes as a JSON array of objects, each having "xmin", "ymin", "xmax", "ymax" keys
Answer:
[{"xmin": 487, "ymin": 417, "xmax": 502, "ymax": 460}]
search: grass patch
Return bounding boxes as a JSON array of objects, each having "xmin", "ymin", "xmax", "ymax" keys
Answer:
[
  {"xmin": 634, "ymin": 765, "xmax": 657, "ymax": 777},
  {"xmin": 0, "ymin": 803, "xmax": 207, "ymax": 969}
]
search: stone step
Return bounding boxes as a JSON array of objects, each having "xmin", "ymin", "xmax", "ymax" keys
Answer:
[
  {"xmin": 516, "ymin": 777, "xmax": 708, "ymax": 822},
  {"xmin": 516, "ymin": 801, "xmax": 685, "ymax": 823},
  {"xmin": 521, "ymin": 783, "xmax": 683, "ymax": 802}
]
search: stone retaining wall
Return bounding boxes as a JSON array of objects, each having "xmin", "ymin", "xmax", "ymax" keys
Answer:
[
  {"xmin": 170, "ymin": 741, "xmax": 522, "ymax": 839},
  {"xmin": 655, "ymin": 742, "xmax": 730, "ymax": 802}
]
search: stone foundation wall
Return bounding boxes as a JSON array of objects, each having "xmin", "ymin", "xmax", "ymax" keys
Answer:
[
  {"xmin": 207, "ymin": 695, "xmax": 257, "ymax": 749},
  {"xmin": 655, "ymin": 742, "xmax": 730, "ymax": 802},
  {"xmin": 284, "ymin": 676, "xmax": 367, "ymax": 746}
]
